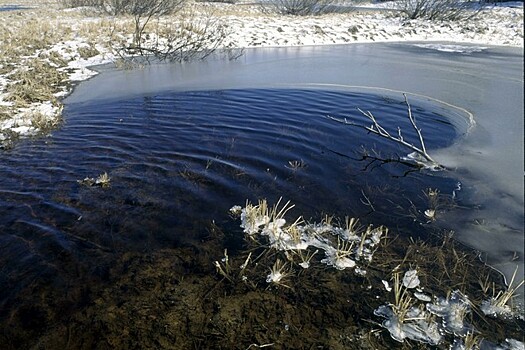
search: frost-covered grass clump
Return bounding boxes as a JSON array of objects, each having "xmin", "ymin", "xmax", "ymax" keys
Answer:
[
  {"xmin": 230, "ymin": 198, "xmax": 388, "ymax": 278},
  {"xmin": 374, "ymin": 269, "xmax": 445, "ymax": 345},
  {"xmin": 221, "ymin": 198, "xmax": 524, "ymax": 349},
  {"xmin": 480, "ymin": 267, "xmax": 524, "ymax": 320},
  {"xmin": 375, "ymin": 268, "xmax": 524, "ymax": 349}
]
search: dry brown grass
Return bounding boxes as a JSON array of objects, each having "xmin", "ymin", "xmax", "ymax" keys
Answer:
[
  {"xmin": 0, "ymin": 104, "xmax": 10, "ymax": 121},
  {"xmin": 1, "ymin": 14, "xmax": 66, "ymax": 56},
  {"xmin": 0, "ymin": 3, "xmax": 108, "ymax": 138},
  {"xmin": 77, "ymin": 17, "xmax": 134, "ymax": 46},
  {"xmin": 30, "ymin": 110, "xmax": 63, "ymax": 130},
  {"xmin": 6, "ymin": 59, "xmax": 68, "ymax": 107}
]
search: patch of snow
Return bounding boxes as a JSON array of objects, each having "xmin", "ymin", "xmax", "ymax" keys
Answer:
[{"xmin": 10, "ymin": 125, "xmax": 34, "ymax": 134}]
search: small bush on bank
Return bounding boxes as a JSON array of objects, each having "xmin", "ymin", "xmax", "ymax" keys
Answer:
[
  {"xmin": 61, "ymin": 0, "xmax": 184, "ymax": 16},
  {"xmin": 260, "ymin": 0, "xmax": 339, "ymax": 16},
  {"xmin": 396, "ymin": 0, "xmax": 482, "ymax": 21}
]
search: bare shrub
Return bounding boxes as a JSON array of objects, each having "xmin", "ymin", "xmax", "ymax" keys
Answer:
[
  {"xmin": 117, "ymin": 7, "xmax": 236, "ymax": 63},
  {"xmin": 61, "ymin": 0, "xmax": 230, "ymax": 62},
  {"xmin": 61, "ymin": 0, "xmax": 184, "ymax": 16},
  {"xmin": 125, "ymin": 0, "xmax": 186, "ymax": 46},
  {"xmin": 396, "ymin": 0, "xmax": 482, "ymax": 21},
  {"xmin": 328, "ymin": 94, "xmax": 442, "ymax": 170},
  {"xmin": 261, "ymin": 0, "xmax": 338, "ymax": 16}
]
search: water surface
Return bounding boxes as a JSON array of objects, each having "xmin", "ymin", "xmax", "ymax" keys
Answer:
[
  {"xmin": 0, "ymin": 43, "xmax": 523, "ymax": 345},
  {"xmin": 68, "ymin": 42, "xmax": 524, "ymax": 289}
]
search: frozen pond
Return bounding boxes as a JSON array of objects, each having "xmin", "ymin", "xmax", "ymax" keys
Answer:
[{"xmin": 68, "ymin": 42, "xmax": 524, "ymax": 292}]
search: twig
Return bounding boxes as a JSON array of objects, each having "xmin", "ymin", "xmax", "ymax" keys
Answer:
[
  {"xmin": 360, "ymin": 189, "xmax": 376, "ymax": 212},
  {"xmin": 403, "ymin": 93, "xmax": 427, "ymax": 157},
  {"xmin": 327, "ymin": 94, "xmax": 439, "ymax": 167}
]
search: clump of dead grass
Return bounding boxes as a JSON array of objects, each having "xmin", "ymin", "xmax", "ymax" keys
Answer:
[
  {"xmin": 30, "ymin": 110, "xmax": 63, "ymax": 131},
  {"xmin": 0, "ymin": 14, "xmax": 66, "ymax": 57},
  {"xmin": 5, "ymin": 59, "xmax": 68, "ymax": 107},
  {"xmin": 0, "ymin": 9, "xmax": 73, "ymax": 139},
  {"xmin": 0, "ymin": 104, "xmax": 10, "ymax": 121},
  {"xmin": 77, "ymin": 43, "xmax": 101, "ymax": 59}
]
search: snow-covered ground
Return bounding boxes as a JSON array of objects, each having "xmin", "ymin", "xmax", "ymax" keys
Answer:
[
  {"xmin": 218, "ymin": 1, "xmax": 523, "ymax": 48},
  {"xmin": 0, "ymin": 0, "xmax": 523, "ymax": 143}
]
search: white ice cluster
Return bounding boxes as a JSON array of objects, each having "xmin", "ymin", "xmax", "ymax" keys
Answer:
[
  {"xmin": 496, "ymin": 339, "xmax": 525, "ymax": 350},
  {"xmin": 375, "ymin": 269, "xmax": 478, "ymax": 346},
  {"xmin": 266, "ymin": 269, "xmax": 284, "ymax": 284},
  {"xmin": 374, "ymin": 270, "xmax": 444, "ymax": 345},
  {"xmin": 450, "ymin": 337, "xmax": 525, "ymax": 350},
  {"xmin": 480, "ymin": 298, "xmax": 515, "ymax": 319},
  {"xmin": 375, "ymin": 270, "xmax": 523, "ymax": 349},
  {"xmin": 478, "ymin": 267, "xmax": 524, "ymax": 320},
  {"xmin": 231, "ymin": 201, "xmax": 387, "ymax": 274},
  {"xmin": 402, "ymin": 269, "xmax": 420, "ymax": 289},
  {"xmin": 374, "ymin": 304, "xmax": 443, "ymax": 345},
  {"xmin": 426, "ymin": 290, "xmax": 471, "ymax": 336}
]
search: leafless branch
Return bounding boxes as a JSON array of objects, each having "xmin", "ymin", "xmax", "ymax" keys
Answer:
[
  {"xmin": 260, "ymin": 0, "xmax": 337, "ymax": 16},
  {"xmin": 117, "ymin": 6, "xmax": 238, "ymax": 63},
  {"xmin": 396, "ymin": 0, "xmax": 483, "ymax": 21},
  {"xmin": 327, "ymin": 94, "xmax": 441, "ymax": 169}
]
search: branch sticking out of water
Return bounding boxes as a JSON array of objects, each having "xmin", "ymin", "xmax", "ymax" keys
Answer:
[{"xmin": 328, "ymin": 94, "xmax": 442, "ymax": 170}]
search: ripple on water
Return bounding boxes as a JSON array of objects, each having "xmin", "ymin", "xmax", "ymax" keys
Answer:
[{"xmin": 0, "ymin": 88, "xmax": 466, "ymax": 327}]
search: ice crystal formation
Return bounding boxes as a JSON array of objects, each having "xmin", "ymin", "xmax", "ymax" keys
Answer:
[
  {"xmin": 480, "ymin": 298, "xmax": 514, "ymax": 319},
  {"xmin": 228, "ymin": 200, "xmax": 523, "ymax": 348},
  {"xmin": 374, "ymin": 304, "xmax": 442, "ymax": 345},
  {"xmin": 426, "ymin": 290, "xmax": 471, "ymax": 336},
  {"xmin": 375, "ymin": 272, "xmax": 523, "ymax": 349},
  {"xmin": 231, "ymin": 199, "xmax": 388, "ymax": 275},
  {"xmin": 402, "ymin": 269, "xmax": 420, "ymax": 289}
]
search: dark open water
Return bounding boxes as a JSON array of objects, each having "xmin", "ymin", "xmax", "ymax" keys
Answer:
[{"xmin": 0, "ymin": 88, "xmax": 462, "ymax": 330}]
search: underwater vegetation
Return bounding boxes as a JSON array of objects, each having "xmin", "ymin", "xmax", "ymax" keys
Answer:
[{"xmin": 221, "ymin": 199, "xmax": 525, "ymax": 349}]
